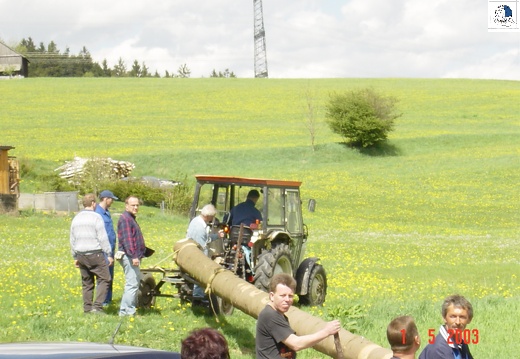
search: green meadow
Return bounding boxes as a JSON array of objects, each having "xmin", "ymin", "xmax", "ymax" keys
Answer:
[{"xmin": 0, "ymin": 78, "xmax": 519, "ymax": 358}]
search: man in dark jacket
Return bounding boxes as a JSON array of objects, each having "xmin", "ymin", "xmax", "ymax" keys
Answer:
[
  {"xmin": 419, "ymin": 294, "xmax": 474, "ymax": 359},
  {"xmin": 95, "ymin": 189, "xmax": 118, "ymax": 306},
  {"xmin": 228, "ymin": 189, "xmax": 262, "ymax": 226}
]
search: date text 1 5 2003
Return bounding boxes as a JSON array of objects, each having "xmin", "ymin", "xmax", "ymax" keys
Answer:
[{"xmin": 428, "ymin": 329, "xmax": 479, "ymax": 345}]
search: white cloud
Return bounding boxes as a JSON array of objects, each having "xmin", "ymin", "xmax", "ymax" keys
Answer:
[
  {"xmin": 443, "ymin": 48, "xmax": 520, "ymax": 80},
  {"xmin": 0, "ymin": 0, "xmax": 518, "ymax": 79}
]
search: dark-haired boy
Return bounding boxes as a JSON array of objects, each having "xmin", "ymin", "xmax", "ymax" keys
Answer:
[{"xmin": 387, "ymin": 315, "xmax": 420, "ymax": 359}]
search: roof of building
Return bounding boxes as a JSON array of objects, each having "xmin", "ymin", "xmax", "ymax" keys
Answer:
[{"xmin": 0, "ymin": 42, "xmax": 27, "ymax": 72}]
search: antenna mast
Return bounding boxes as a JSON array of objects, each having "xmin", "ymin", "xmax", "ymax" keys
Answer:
[{"xmin": 253, "ymin": 0, "xmax": 268, "ymax": 78}]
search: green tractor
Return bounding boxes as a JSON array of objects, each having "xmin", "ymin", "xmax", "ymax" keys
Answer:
[
  {"xmin": 138, "ymin": 175, "xmax": 327, "ymax": 313},
  {"xmin": 190, "ymin": 175, "xmax": 327, "ymax": 306}
]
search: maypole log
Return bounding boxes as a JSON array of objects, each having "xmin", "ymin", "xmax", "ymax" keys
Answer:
[{"xmin": 173, "ymin": 239, "xmax": 393, "ymax": 359}]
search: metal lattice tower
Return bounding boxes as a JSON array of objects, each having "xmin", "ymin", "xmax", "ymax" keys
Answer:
[{"xmin": 253, "ymin": 0, "xmax": 268, "ymax": 78}]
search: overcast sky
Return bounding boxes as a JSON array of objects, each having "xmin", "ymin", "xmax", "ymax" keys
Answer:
[{"xmin": 1, "ymin": 0, "xmax": 519, "ymax": 79}]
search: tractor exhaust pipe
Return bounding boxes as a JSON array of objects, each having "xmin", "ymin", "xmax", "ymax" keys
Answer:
[{"xmin": 173, "ymin": 239, "xmax": 392, "ymax": 359}]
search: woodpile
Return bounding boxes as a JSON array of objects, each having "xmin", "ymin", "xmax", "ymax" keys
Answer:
[{"xmin": 55, "ymin": 156, "xmax": 135, "ymax": 181}]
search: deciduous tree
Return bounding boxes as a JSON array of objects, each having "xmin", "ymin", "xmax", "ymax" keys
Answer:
[{"xmin": 325, "ymin": 88, "xmax": 400, "ymax": 148}]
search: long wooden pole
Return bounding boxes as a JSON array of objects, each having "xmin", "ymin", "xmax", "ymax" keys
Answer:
[{"xmin": 173, "ymin": 239, "xmax": 393, "ymax": 359}]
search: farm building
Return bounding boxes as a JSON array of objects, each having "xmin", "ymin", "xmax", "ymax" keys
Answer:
[
  {"xmin": 0, "ymin": 145, "xmax": 19, "ymax": 212},
  {"xmin": 0, "ymin": 42, "xmax": 29, "ymax": 77}
]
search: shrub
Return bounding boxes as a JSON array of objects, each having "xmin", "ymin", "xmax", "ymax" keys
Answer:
[
  {"xmin": 163, "ymin": 175, "xmax": 193, "ymax": 214},
  {"xmin": 325, "ymin": 88, "xmax": 401, "ymax": 148},
  {"xmin": 46, "ymin": 156, "xmax": 193, "ymax": 215},
  {"xmin": 109, "ymin": 179, "xmax": 165, "ymax": 207},
  {"xmin": 105, "ymin": 177, "xmax": 193, "ymax": 215},
  {"xmin": 42, "ymin": 174, "xmax": 77, "ymax": 192}
]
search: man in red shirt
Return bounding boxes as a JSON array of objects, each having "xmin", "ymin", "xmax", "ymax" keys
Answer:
[{"xmin": 117, "ymin": 196, "xmax": 147, "ymax": 316}]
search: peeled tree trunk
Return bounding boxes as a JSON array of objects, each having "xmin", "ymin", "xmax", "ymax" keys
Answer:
[{"xmin": 173, "ymin": 239, "xmax": 392, "ymax": 359}]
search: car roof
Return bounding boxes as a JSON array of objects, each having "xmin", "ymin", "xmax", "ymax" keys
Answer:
[
  {"xmin": 195, "ymin": 175, "xmax": 301, "ymax": 188},
  {"xmin": 0, "ymin": 342, "xmax": 181, "ymax": 359}
]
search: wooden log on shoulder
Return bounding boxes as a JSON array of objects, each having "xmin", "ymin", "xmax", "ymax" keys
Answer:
[{"xmin": 173, "ymin": 239, "xmax": 393, "ymax": 359}]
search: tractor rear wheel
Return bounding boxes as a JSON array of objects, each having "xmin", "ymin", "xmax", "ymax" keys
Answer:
[
  {"xmin": 253, "ymin": 244, "xmax": 293, "ymax": 292},
  {"xmin": 298, "ymin": 264, "xmax": 327, "ymax": 306},
  {"xmin": 137, "ymin": 273, "xmax": 156, "ymax": 309}
]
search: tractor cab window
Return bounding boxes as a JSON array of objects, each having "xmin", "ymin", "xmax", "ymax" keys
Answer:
[
  {"xmin": 266, "ymin": 188, "xmax": 284, "ymax": 226},
  {"xmin": 196, "ymin": 184, "xmax": 229, "ymax": 222},
  {"xmin": 214, "ymin": 186, "xmax": 230, "ymax": 221},
  {"xmin": 286, "ymin": 190, "xmax": 302, "ymax": 234}
]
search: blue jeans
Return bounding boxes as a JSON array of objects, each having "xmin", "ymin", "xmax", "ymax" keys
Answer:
[
  {"xmin": 105, "ymin": 263, "xmax": 114, "ymax": 304},
  {"xmin": 102, "ymin": 253, "xmax": 114, "ymax": 304},
  {"xmin": 119, "ymin": 255, "xmax": 141, "ymax": 316},
  {"xmin": 193, "ymin": 284, "xmax": 205, "ymax": 298}
]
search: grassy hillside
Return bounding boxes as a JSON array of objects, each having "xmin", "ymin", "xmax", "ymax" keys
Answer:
[
  {"xmin": 2, "ymin": 78, "xmax": 518, "ymax": 236},
  {"xmin": 0, "ymin": 78, "xmax": 519, "ymax": 357}
]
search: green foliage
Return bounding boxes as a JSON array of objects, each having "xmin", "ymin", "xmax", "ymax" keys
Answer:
[
  {"xmin": 109, "ymin": 179, "xmax": 165, "ymax": 207},
  {"xmin": 17, "ymin": 157, "xmax": 75, "ymax": 192},
  {"xmin": 42, "ymin": 174, "xmax": 77, "ymax": 192},
  {"xmin": 325, "ymin": 88, "xmax": 401, "ymax": 147},
  {"xmin": 0, "ymin": 77, "xmax": 519, "ymax": 358},
  {"xmin": 113, "ymin": 57, "xmax": 127, "ymax": 77},
  {"xmin": 325, "ymin": 303, "xmax": 367, "ymax": 333},
  {"xmin": 162, "ymin": 176, "xmax": 193, "ymax": 214},
  {"xmin": 18, "ymin": 157, "xmax": 35, "ymax": 179},
  {"xmin": 176, "ymin": 63, "xmax": 191, "ymax": 78},
  {"xmin": 74, "ymin": 158, "xmax": 120, "ymax": 194},
  {"xmin": 106, "ymin": 178, "xmax": 193, "ymax": 215},
  {"xmin": 210, "ymin": 69, "xmax": 237, "ymax": 78},
  {"xmin": 19, "ymin": 39, "xmax": 103, "ymax": 78}
]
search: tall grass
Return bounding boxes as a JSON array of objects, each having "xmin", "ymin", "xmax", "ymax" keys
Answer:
[{"xmin": 0, "ymin": 78, "xmax": 519, "ymax": 358}]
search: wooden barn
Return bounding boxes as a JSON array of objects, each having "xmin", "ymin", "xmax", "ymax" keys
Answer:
[
  {"xmin": 0, "ymin": 145, "xmax": 19, "ymax": 212},
  {"xmin": 0, "ymin": 42, "xmax": 29, "ymax": 77}
]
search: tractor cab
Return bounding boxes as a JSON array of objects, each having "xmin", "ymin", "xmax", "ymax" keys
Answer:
[{"xmin": 189, "ymin": 175, "xmax": 326, "ymax": 306}]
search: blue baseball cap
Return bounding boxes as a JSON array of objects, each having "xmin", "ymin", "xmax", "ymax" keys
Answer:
[{"xmin": 99, "ymin": 190, "xmax": 118, "ymax": 200}]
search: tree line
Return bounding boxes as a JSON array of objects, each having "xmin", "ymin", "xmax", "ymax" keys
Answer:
[{"xmin": 13, "ymin": 38, "xmax": 236, "ymax": 78}]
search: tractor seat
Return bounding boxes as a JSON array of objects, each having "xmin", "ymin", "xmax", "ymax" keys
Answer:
[{"xmin": 229, "ymin": 225, "xmax": 253, "ymax": 246}]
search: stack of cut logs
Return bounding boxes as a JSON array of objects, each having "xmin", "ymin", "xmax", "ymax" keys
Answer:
[{"xmin": 55, "ymin": 156, "xmax": 135, "ymax": 181}]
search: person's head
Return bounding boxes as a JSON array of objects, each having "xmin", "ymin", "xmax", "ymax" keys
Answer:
[
  {"xmin": 99, "ymin": 190, "xmax": 118, "ymax": 209},
  {"xmin": 269, "ymin": 273, "xmax": 296, "ymax": 314},
  {"xmin": 125, "ymin": 196, "xmax": 140, "ymax": 215},
  {"xmin": 247, "ymin": 189, "xmax": 260, "ymax": 204},
  {"xmin": 200, "ymin": 204, "xmax": 217, "ymax": 224},
  {"xmin": 82, "ymin": 193, "xmax": 96, "ymax": 209},
  {"xmin": 387, "ymin": 316, "xmax": 420, "ymax": 355},
  {"xmin": 181, "ymin": 327, "xmax": 230, "ymax": 359},
  {"xmin": 441, "ymin": 294, "xmax": 473, "ymax": 331}
]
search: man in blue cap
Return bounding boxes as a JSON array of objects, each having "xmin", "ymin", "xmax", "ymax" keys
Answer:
[{"xmin": 95, "ymin": 189, "xmax": 118, "ymax": 306}]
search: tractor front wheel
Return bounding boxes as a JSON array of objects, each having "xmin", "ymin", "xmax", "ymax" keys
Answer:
[
  {"xmin": 298, "ymin": 264, "xmax": 327, "ymax": 306},
  {"xmin": 253, "ymin": 244, "xmax": 293, "ymax": 292}
]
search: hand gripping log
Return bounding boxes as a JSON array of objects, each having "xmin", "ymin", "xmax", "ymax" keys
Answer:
[{"xmin": 173, "ymin": 239, "xmax": 393, "ymax": 359}]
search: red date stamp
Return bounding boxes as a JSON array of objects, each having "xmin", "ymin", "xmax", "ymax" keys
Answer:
[
  {"xmin": 427, "ymin": 328, "xmax": 479, "ymax": 345},
  {"xmin": 401, "ymin": 329, "xmax": 480, "ymax": 345}
]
